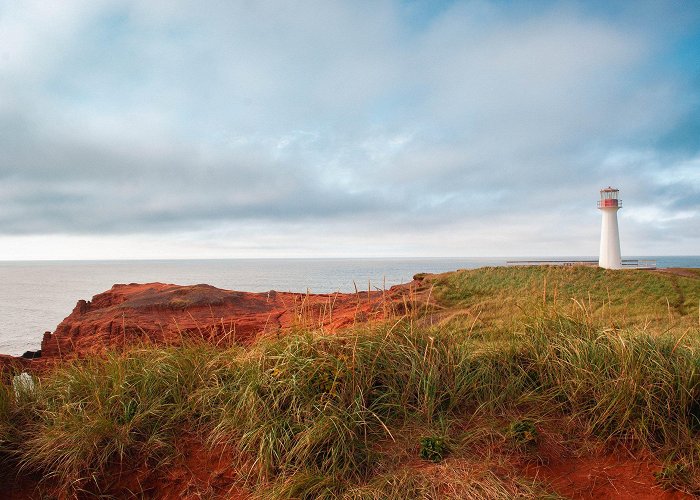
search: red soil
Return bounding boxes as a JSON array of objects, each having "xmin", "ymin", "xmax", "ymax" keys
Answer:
[
  {"xmin": 524, "ymin": 434, "xmax": 695, "ymax": 499},
  {"xmin": 99, "ymin": 435, "xmax": 250, "ymax": 499},
  {"xmin": 0, "ymin": 437, "xmax": 250, "ymax": 500},
  {"xmin": 532, "ymin": 453, "xmax": 691, "ymax": 499}
]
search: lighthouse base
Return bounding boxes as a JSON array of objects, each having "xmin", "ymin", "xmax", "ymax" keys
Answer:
[{"xmin": 599, "ymin": 208, "xmax": 622, "ymax": 269}]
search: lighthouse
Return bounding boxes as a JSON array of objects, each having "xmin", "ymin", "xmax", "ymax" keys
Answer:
[{"xmin": 598, "ymin": 187, "xmax": 622, "ymax": 269}]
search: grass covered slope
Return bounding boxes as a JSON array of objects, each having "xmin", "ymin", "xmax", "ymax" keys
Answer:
[
  {"xmin": 1, "ymin": 266, "xmax": 699, "ymax": 499},
  {"xmin": 428, "ymin": 266, "xmax": 699, "ymax": 334}
]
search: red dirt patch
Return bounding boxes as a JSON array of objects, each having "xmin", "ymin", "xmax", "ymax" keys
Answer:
[
  {"xmin": 97, "ymin": 436, "xmax": 250, "ymax": 499},
  {"xmin": 4, "ymin": 436, "xmax": 252, "ymax": 499},
  {"xmin": 0, "ymin": 471, "xmax": 45, "ymax": 500},
  {"xmin": 525, "ymin": 449, "xmax": 693, "ymax": 499},
  {"xmin": 158, "ymin": 437, "xmax": 249, "ymax": 499}
]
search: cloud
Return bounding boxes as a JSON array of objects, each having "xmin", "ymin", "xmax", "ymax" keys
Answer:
[{"xmin": 0, "ymin": 0, "xmax": 698, "ymax": 256}]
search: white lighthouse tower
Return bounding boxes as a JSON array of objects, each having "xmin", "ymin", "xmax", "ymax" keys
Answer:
[{"xmin": 598, "ymin": 187, "xmax": 622, "ymax": 269}]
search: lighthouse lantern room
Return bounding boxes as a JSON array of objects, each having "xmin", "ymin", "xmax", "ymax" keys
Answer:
[{"xmin": 598, "ymin": 187, "xmax": 622, "ymax": 270}]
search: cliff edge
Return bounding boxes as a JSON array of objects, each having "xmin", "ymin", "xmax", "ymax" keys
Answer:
[{"xmin": 39, "ymin": 280, "xmax": 420, "ymax": 359}]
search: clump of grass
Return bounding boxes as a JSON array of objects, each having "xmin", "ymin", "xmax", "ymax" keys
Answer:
[
  {"xmin": 419, "ymin": 436, "xmax": 448, "ymax": 462},
  {"xmin": 18, "ymin": 343, "xmax": 219, "ymax": 493},
  {"xmin": 264, "ymin": 469, "xmax": 346, "ymax": 499},
  {"xmin": 342, "ymin": 462, "xmax": 553, "ymax": 499},
  {"xmin": 199, "ymin": 332, "xmax": 384, "ymax": 484},
  {"xmin": 655, "ymin": 461, "xmax": 691, "ymax": 491},
  {"xmin": 522, "ymin": 318, "xmax": 700, "ymax": 448},
  {"xmin": 507, "ymin": 419, "xmax": 538, "ymax": 450},
  {"xmin": 0, "ymin": 381, "xmax": 12, "ymax": 457},
  {"xmin": 194, "ymin": 322, "xmax": 537, "ymax": 496},
  {"xmin": 342, "ymin": 468, "xmax": 437, "ymax": 499},
  {"xmin": 0, "ymin": 373, "xmax": 38, "ymax": 478}
]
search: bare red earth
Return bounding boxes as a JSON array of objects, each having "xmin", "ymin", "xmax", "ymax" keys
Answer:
[
  {"xmin": 522, "ymin": 432, "xmax": 695, "ymax": 499},
  {"xmin": 97, "ymin": 435, "xmax": 249, "ymax": 499}
]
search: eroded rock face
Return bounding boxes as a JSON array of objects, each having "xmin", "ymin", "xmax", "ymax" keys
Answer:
[{"xmin": 39, "ymin": 281, "xmax": 417, "ymax": 359}]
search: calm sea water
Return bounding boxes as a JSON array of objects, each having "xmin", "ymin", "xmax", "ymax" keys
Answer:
[{"xmin": 0, "ymin": 256, "xmax": 698, "ymax": 356}]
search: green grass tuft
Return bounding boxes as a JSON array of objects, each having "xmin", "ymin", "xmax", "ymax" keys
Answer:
[
  {"xmin": 507, "ymin": 419, "xmax": 538, "ymax": 450},
  {"xmin": 419, "ymin": 436, "xmax": 448, "ymax": 462}
]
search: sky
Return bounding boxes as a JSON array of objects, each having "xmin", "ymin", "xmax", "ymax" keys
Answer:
[{"xmin": 1, "ymin": 0, "xmax": 699, "ymax": 260}]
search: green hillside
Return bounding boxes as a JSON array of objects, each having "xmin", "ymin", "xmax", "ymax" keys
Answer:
[{"xmin": 427, "ymin": 266, "xmax": 699, "ymax": 334}]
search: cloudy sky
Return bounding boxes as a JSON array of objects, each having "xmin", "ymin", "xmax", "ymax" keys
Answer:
[{"xmin": 1, "ymin": 0, "xmax": 699, "ymax": 259}]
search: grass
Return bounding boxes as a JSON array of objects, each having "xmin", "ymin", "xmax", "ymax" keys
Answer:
[
  {"xmin": 0, "ymin": 266, "xmax": 698, "ymax": 498},
  {"xmin": 507, "ymin": 420, "xmax": 538, "ymax": 450},
  {"xmin": 15, "ymin": 345, "xmax": 218, "ymax": 491},
  {"xmin": 419, "ymin": 436, "xmax": 448, "ymax": 462},
  {"xmin": 432, "ymin": 266, "xmax": 699, "ymax": 334}
]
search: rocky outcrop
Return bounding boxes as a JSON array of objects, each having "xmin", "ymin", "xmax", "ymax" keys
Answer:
[{"xmin": 39, "ymin": 281, "xmax": 421, "ymax": 359}]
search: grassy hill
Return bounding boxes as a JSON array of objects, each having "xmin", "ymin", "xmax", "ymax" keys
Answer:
[
  {"xmin": 1, "ymin": 266, "xmax": 699, "ymax": 498},
  {"xmin": 429, "ymin": 266, "xmax": 699, "ymax": 332}
]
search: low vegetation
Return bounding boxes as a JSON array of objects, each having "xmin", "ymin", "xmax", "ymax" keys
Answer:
[{"xmin": 0, "ymin": 266, "xmax": 699, "ymax": 498}]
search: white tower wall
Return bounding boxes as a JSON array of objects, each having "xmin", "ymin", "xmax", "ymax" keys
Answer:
[{"xmin": 599, "ymin": 207, "xmax": 622, "ymax": 269}]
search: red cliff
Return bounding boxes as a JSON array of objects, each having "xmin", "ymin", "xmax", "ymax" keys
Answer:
[{"xmin": 39, "ymin": 281, "xmax": 419, "ymax": 359}]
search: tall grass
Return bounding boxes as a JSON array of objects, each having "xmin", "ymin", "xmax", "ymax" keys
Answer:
[
  {"xmin": 5, "ymin": 318, "xmax": 698, "ymax": 495},
  {"xmin": 0, "ymin": 381, "xmax": 12, "ymax": 459},
  {"xmin": 523, "ymin": 313, "xmax": 700, "ymax": 447},
  {"xmin": 16, "ymin": 344, "xmax": 221, "ymax": 491}
]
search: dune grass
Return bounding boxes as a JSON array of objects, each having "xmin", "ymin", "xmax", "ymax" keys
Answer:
[{"xmin": 0, "ymin": 266, "xmax": 698, "ymax": 498}]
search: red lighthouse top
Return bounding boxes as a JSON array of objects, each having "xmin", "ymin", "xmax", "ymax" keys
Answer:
[{"xmin": 598, "ymin": 186, "xmax": 621, "ymax": 209}]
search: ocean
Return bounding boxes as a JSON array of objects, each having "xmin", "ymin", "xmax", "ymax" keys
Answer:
[{"xmin": 1, "ymin": 256, "xmax": 698, "ymax": 356}]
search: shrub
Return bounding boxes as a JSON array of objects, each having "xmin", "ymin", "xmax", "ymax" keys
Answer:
[
  {"xmin": 507, "ymin": 419, "xmax": 538, "ymax": 449},
  {"xmin": 419, "ymin": 436, "xmax": 448, "ymax": 462}
]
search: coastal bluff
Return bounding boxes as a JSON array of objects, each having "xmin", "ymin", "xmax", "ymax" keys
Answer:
[
  {"xmin": 1, "ymin": 267, "xmax": 699, "ymax": 499},
  {"xmin": 39, "ymin": 280, "xmax": 423, "ymax": 359}
]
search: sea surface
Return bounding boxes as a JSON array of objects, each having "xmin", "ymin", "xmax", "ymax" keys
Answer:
[{"xmin": 1, "ymin": 256, "xmax": 698, "ymax": 356}]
